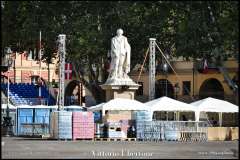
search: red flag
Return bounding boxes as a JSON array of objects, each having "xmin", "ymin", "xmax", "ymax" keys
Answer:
[{"xmin": 65, "ymin": 63, "xmax": 72, "ymax": 80}]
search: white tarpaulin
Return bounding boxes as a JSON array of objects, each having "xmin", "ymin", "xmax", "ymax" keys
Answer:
[
  {"xmin": 16, "ymin": 105, "xmax": 58, "ymax": 109},
  {"xmin": 64, "ymin": 105, "xmax": 85, "ymax": 109},
  {"xmin": 191, "ymin": 97, "xmax": 239, "ymax": 121},
  {"xmin": 145, "ymin": 96, "xmax": 198, "ymax": 120},
  {"xmin": 1, "ymin": 103, "xmax": 17, "ymax": 109},
  {"xmin": 1, "ymin": 104, "xmax": 85, "ymax": 109},
  {"xmin": 88, "ymin": 98, "xmax": 148, "ymax": 115}
]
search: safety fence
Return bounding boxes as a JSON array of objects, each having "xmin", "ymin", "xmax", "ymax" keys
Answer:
[{"xmin": 136, "ymin": 121, "xmax": 209, "ymax": 142}]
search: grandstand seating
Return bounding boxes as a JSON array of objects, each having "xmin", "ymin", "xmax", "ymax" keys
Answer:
[{"xmin": 1, "ymin": 83, "xmax": 55, "ymax": 106}]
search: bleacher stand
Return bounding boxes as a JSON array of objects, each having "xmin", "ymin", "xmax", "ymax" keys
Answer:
[{"xmin": 1, "ymin": 83, "xmax": 55, "ymax": 106}]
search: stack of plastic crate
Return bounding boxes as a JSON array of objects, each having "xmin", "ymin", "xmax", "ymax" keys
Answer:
[
  {"xmin": 134, "ymin": 111, "xmax": 152, "ymax": 140},
  {"xmin": 149, "ymin": 121, "xmax": 161, "ymax": 141},
  {"xmin": 34, "ymin": 108, "xmax": 51, "ymax": 135},
  {"xmin": 120, "ymin": 120, "xmax": 130, "ymax": 138},
  {"xmin": 50, "ymin": 111, "xmax": 72, "ymax": 139},
  {"xmin": 72, "ymin": 111, "xmax": 94, "ymax": 140},
  {"xmin": 17, "ymin": 108, "xmax": 33, "ymax": 136},
  {"xmin": 107, "ymin": 122, "xmax": 125, "ymax": 138},
  {"xmin": 164, "ymin": 121, "xmax": 179, "ymax": 141},
  {"xmin": 93, "ymin": 111, "xmax": 101, "ymax": 122}
]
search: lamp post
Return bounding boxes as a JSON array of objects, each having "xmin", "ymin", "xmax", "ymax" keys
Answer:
[
  {"xmin": 174, "ymin": 83, "xmax": 180, "ymax": 100},
  {"xmin": 3, "ymin": 47, "xmax": 13, "ymax": 136},
  {"xmin": 163, "ymin": 62, "xmax": 168, "ymax": 96}
]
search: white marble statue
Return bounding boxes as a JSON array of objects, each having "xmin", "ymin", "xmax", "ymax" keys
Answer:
[{"xmin": 108, "ymin": 28, "xmax": 131, "ymax": 80}]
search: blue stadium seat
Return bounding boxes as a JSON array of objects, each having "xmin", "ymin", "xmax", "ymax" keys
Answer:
[{"xmin": 2, "ymin": 83, "xmax": 56, "ymax": 106}]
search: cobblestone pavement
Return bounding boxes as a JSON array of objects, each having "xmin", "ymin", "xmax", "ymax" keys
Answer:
[{"xmin": 1, "ymin": 137, "xmax": 239, "ymax": 159}]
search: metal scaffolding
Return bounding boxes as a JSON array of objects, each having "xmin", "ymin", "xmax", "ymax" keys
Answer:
[
  {"xmin": 149, "ymin": 38, "xmax": 156, "ymax": 100},
  {"xmin": 58, "ymin": 34, "xmax": 66, "ymax": 110}
]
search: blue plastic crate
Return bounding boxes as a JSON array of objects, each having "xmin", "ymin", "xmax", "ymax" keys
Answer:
[{"xmin": 17, "ymin": 109, "xmax": 34, "ymax": 135}]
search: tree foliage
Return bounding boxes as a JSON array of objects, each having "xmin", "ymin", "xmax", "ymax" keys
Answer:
[{"xmin": 2, "ymin": 1, "xmax": 238, "ymax": 102}]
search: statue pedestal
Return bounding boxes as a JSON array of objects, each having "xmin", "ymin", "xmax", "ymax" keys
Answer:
[{"xmin": 101, "ymin": 78, "xmax": 140, "ymax": 101}]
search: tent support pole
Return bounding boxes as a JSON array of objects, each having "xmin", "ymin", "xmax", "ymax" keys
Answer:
[{"xmin": 219, "ymin": 112, "xmax": 222, "ymax": 127}]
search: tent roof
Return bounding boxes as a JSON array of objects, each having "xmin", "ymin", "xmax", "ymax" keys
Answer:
[
  {"xmin": 88, "ymin": 103, "xmax": 105, "ymax": 111},
  {"xmin": 145, "ymin": 96, "xmax": 196, "ymax": 112},
  {"xmin": 191, "ymin": 97, "xmax": 238, "ymax": 113},
  {"xmin": 88, "ymin": 98, "xmax": 148, "ymax": 111}
]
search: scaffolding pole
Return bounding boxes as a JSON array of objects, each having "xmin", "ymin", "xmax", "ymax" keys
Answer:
[
  {"xmin": 58, "ymin": 34, "xmax": 66, "ymax": 110},
  {"xmin": 149, "ymin": 38, "xmax": 156, "ymax": 100},
  {"xmin": 39, "ymin": 31, "xmax": 42, "ymax": 98}
]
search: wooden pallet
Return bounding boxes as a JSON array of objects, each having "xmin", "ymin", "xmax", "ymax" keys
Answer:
[
  {"xmin": 136, "ymin": 138, "xmax": 144, "ymax": 141},
  {"xmin": 179, "ymin": 132, "xmax": 208, "ymax": 142},
  {"xmin": 41, "ymin": 134, "xmax": 51, "ymax": 139},
  {"xmin": 47, "ymin": 138, "xmax": 72, "ymax": 141},
  {"xmin": 58, "ymin": 139, "xmax": 72, "ymax": 141},
  {"xmin": 166, "ymin": 139, "xmax": 179, "ymax": 142},
  {"xmin": 94, "ymin": 138, "xmax": 137, "ymax": 141},
  {"xmin": 73, "ymin": 138, "xmax": 94, "ymax": 141},
  {"xmin": 18, "ymin": 134, "xmax": 44, "ymax": 138},
  {"xmin": 116, "ymin": 138, "xmax": 137, "ymax": 141}
]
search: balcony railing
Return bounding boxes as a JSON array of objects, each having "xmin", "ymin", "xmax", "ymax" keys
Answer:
[
  {"xmin": 194, "ymin": 61, "xmax": 218, "ymax": 73},
  {"xmin": 11, "ymin": 98, "xmax": 49, "ymax": 106}
]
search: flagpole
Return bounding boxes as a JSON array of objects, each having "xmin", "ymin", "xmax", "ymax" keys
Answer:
[{"xmin": 39, "ymin": 31, "xmax": 42, "ymax": 103}]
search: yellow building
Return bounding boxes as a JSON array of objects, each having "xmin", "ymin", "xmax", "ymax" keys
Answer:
[
  {"xmin": 129, "ymin": 57, "xmax": 238, "ymax": 105},
  {"xmin": 1, "ymin": 51, "xmax": 58, "ymax": 84},
  {"xmin": 1, "ymin": 50, "xmax": 238, "ymax": 106}
]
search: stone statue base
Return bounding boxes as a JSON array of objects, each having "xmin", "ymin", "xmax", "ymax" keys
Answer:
[
  {"xmin": 101, "ymin": 77, "xmax": 140, "ymax": 101},
  {"xmin": 104, "ymin": 76, "xmax": 138, "ymax": 86}
]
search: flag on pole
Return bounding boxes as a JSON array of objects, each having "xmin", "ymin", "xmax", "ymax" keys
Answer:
[{"xmin": 65, "ymin": 63, "xmax": 72, "ymax": 80}]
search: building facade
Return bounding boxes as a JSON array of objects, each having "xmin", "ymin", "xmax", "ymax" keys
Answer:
[
  {"xmin": 1, "ymin": 51, "xmax": 238, "ymax": 106},
  {"xmin": 1, "ymin": 51, "xmax": 91, "ymax": 106},
  {"xmin": 1, "ymin": 51, "xmax": 58, "ymax": 84},
  {"xmin": 130, "ymin": 57, "xmax": 238, "ymax": 105}
]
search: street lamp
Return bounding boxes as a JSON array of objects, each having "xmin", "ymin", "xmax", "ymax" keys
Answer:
[
  {"xmin": 163, "ymin": 62, "xmax": 168, "ymax": 96},
  {"xmin": 174, "ymin": 83, "xmax": 180, "ymax": 100},
  {"xmin": 3, "ymin": 47, "xmax": 13, "ymax": 136}
]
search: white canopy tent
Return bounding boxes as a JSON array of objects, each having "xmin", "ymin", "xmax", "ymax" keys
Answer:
[
  {"xmin": 145, "ymin": 96, "xmax": 198, "ymax": 121},
  {"xmin": 191, "ymin": 97, "xmax": 239, "ymax": 125},
  {"xmin": 88, "ymin": 98, "xmax": 149, "ymax": 116}
]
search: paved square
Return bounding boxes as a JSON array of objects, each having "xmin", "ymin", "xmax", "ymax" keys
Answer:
[{"xmin": 1, "ymin": 137, "xmax": 238, "ymax": 159}]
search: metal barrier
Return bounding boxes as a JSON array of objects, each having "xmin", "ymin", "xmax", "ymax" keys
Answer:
[
  {"xmin": 20, "ymin": 123, "xmax": 49, "ymax": 136},
  {"xmin": 136, "ymin": 121, "xmax": 208, "ymax": 142},
  {"xmin": 13, "ymin": 98, "xmax": 49, "ymax": 106}
]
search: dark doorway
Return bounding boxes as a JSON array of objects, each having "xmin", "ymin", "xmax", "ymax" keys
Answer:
[
  {"xmin": 199, "ymin": 78, "xmax": 224, "ymax": 99},
  {"xmin": 155, "ymin": 79, "xmax": 174, "ymax": 98},
  {"xmin": 64, "ymin": 80, "xmax": 83, "ymax": 106}
]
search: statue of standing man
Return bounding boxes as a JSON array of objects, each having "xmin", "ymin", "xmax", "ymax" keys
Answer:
[{"xmin": 108, "ymin": 28, "xmax": 131, "ymax": 80}]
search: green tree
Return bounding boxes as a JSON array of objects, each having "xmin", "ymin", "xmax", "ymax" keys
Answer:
[{"xmin": 2, "ymin": 1, "xmax": 238, "ymax": 102}]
